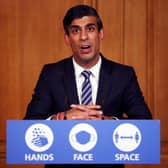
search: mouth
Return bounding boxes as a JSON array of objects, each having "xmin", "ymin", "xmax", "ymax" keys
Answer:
[{"xmin": 80, "ymin": 44, "xmax": 91, "ymax": 54}]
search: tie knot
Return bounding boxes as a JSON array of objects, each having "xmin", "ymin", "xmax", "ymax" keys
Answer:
[{"xmin": 81, "ymin": 70, "xmax": 91, "ymax": 79}]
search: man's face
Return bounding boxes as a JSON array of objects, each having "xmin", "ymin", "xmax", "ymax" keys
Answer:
[{"xmin": 65, "ymin": 16, "xmax": 103, "ymax": 68}]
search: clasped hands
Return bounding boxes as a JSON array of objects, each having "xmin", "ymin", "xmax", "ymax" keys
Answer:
[
  {"xmin": 52, "ymin": 104, "xmax": 115, "ymax": 120},
  {"xmin": 67, "ymin": 104, "xmax": 103, "ymax": 120}
]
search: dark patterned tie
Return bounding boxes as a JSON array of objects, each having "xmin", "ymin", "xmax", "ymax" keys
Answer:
[{"xmin": 81, "ymin": 70, "xmax": 92, "ymax": 105}]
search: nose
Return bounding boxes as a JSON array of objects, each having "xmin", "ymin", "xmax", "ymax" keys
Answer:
[{"xmin": 80, "ymin": 29, "xmax": 88, "ymax": 41}]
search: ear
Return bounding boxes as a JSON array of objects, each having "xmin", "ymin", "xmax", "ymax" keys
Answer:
[
  {"xmin": 99, "ymin": 29, "xmax": 104, "ymax": 40},
  {"xmin": 64, "ymin": 34, "xmax": 70, "ymax": 46}
]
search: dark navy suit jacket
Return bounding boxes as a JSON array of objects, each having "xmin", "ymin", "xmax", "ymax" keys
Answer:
[
  {"xmin": 25, "ymin": 55, "xmax": 152, "ymax": 120},
  {"xmin": 24, "ymin": 55, "xmax": 152, "ymax": 168}
]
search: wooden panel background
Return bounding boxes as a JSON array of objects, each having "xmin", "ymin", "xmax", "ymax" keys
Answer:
[{"xmin": 0, "ymin": 0, "xmax": 168, "ymax": 167}]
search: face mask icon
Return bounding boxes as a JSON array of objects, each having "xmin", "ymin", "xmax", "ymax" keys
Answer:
[{"xmin": 69, "ymin": 123, "xmax": 97, "ymax": 152}]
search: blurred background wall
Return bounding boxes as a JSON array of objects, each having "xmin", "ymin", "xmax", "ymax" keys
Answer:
[{"xmin": 0, "ymin": 0, "xmax": 168, "ymax": 167}]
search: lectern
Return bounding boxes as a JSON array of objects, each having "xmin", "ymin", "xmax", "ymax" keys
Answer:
[{"xmin": 7, "ymin": 120, "xmax": 160, "ymax": 164}]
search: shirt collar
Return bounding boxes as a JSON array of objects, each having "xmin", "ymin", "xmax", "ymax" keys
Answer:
[{"xmin": 72, "ymin": 56, "xmax": 102, "ymax": 79}]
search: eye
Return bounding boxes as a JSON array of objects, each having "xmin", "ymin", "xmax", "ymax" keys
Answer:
[
  {"xmin": 71, "ymin": 27, "xmax": 80, "ymax": 34},
  {"xmin": 87, "ymin": 25, "xmax": 96, "ymax": 32}
]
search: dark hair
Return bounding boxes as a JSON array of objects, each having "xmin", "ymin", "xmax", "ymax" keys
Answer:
[{"xmin": 63, "ymin": 4, "xmax": 103, "ymax": 35}]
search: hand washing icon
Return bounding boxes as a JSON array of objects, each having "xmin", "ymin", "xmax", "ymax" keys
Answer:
[{"xmin": 25, "ymin": 123, "xmax": 54, "ymax": 152}]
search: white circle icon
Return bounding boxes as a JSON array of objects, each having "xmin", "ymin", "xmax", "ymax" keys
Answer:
[
  {"xmin": 69, "ymin": 123, "xmax": 97, "ymax": 152},
  {"xmin": 113, "ymin": 123, "xmax": 142, "ymax": 152},
  {"xmin": 25, "ymin": 123, "xmax": 54, "ymax": 152}
]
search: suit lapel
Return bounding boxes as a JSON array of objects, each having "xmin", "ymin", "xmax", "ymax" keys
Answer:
[
  {"xmin": 96, "ymin": 56, "xmax": 113, "ymax": 107},
  {"xmin": 62, "ymin": 57, "xmax": 79, "ymax": 106}
]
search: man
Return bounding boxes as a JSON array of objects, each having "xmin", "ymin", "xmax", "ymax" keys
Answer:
[{"xmin": 24, "ymin": 4, "xmax": 152, "ymax": 168}]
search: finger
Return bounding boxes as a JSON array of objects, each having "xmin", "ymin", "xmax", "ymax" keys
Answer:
[
  {"xmin": 71, "ymin": 114, "xmax": 88, "ymax": 120},
  {"xmin": 89, "ymin": 116, "xmax": 102, "ymax": 120},
  {"xmin": 70, "ymin": 104, "xmax": 88, "ymax": 111},
  {"xmin": 70, "ymin": 104, "xmax": 101, "ymax": 111},
  {"xmin": 87, "ymin": 109, "xmax": 103, "ymax": 116},
  {"xmin": 86, "ymin": 104, "xmax": 102, "ymax": 110}
]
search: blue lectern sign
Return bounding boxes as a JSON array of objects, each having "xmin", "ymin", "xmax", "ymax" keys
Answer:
[{"xmin": 7, "ymin": 120, "xmax": 160, "ymax": 164}]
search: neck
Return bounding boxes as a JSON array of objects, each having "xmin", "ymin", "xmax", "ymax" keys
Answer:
[{"xmin": 74, "ymin": 55, "xmax": 100, "ymax": 69}]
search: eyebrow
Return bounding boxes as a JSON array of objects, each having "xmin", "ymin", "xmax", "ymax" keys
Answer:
[{"xmin": 70, "ymin": 23, "xmax": 97, "ymax": 29}]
